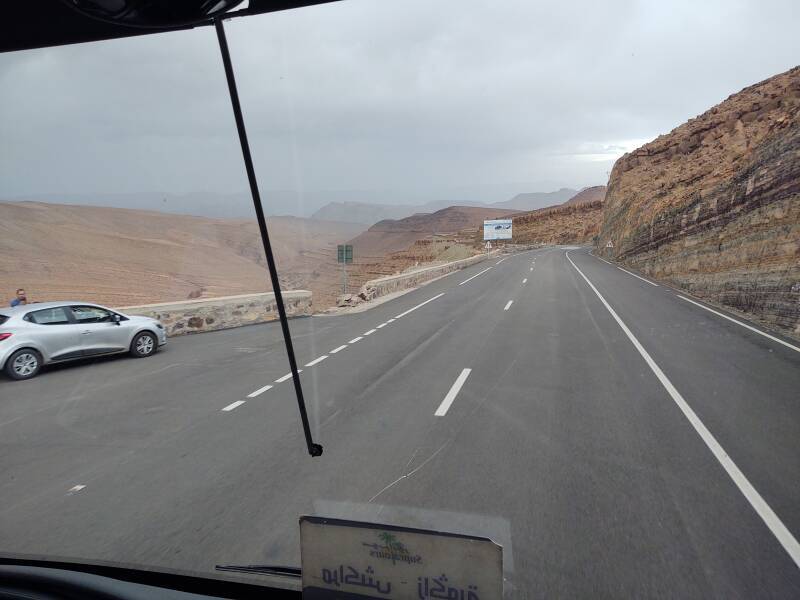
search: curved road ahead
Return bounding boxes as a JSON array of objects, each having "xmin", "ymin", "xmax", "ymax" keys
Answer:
[{"xmin": 1, "ymin": 247, "xmax": 798, "ymax": 597}]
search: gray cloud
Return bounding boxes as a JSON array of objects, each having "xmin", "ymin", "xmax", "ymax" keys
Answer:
[{"xmin": 1, "ymin": 0, "xmax": 798, "ymax": 210}]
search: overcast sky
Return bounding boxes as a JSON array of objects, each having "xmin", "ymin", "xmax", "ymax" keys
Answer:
[{"xmin": 1, "ymin": 0, "xmax": 798, "ymax": 208}]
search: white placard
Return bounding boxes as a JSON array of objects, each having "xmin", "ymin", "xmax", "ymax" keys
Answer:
[
  {"xmin": 483, "ymin": 220, "xmax": 512, "ymax": 240},
  {"xmin": 300, "ymin": 516, "xmax": 503, "ymax": 600}
]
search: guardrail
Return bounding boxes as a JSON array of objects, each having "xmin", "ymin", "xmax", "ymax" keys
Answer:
[
  {"xmin": 357, "ymin": 250, "xmax": 501, "ymax": 303},
  {"xmin": 118, "ymin": 291, "xmax": 312, "ymax": 336}
]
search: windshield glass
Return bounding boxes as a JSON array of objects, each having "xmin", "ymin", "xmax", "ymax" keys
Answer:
[{"xmin": 1, "ymin": 1, "xmax": 799, "ymax": 597}]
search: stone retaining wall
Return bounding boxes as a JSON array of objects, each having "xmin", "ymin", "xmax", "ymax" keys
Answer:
[
  {"xmin": 117, "ymin": 291, "xmax": 312, "ymax": 336},
  {"xmin": 358, "ymin": 251, "xmax": 500, "ymax": 302}
]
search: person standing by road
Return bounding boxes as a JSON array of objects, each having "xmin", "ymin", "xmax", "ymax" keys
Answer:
[{"xmin": 9, "ymin": 288, "xmax": 28, "ymax": 307}]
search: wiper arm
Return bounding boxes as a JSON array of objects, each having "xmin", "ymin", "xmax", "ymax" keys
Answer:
[{"xmin": 215, "ymin": 564, "xmax": 301, "ymax": 578}]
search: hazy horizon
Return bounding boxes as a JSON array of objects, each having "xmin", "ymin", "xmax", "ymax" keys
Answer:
[{"xmin": 2, "ymin": 0, "xmax": 798, "ymax": 218}]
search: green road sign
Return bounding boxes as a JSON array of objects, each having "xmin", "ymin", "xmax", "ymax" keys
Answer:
[{"xmin": 337, "ymin": 244, "xmax": 353, "ymax": 264}]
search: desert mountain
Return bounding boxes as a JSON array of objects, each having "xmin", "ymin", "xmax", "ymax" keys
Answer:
[
  {"xmin": 348, "ymin": 205, "xmax": 519, "ymax": 258},
  {"xmin": 0, "ymin": 201, "xmax": 364, "ymax": 309},
  {"xmin": 311, "ymin": 201, "xmax": 425, "ymax": 225},
  {"xmin": 491, "ymin": 188, "xmax": 577, "ymax": 211},
  {"xmin": 598, "ymin": 66, "xmax": 800, "ymax": 336},
  {"xmin": 311, "ymin": 188, "xmax": 580, "ymax": 225},
  {"xmin": 5, "ymin": 190, "xmax": 392, "ymax": 220},
  {"xmin": 562, "ymin": 186, "xmax": 607, "ymax": 206}
]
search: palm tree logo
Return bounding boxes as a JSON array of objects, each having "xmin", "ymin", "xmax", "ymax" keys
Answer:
[
  {"xmin": 378, "ymin": 531, "xmax": 409, "ymax": 563},
  {"xmin": 379, "ymin": 532, "xmax": 397, "ymax": 552}
]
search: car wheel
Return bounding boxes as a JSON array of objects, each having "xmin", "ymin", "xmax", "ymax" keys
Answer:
[
  {"xmin": 5, "ymin": 349, "xmax": 43, "ymax": 380},
  {"xmin": 130, "ymin": 331, "xmax": 158, "ymax": 358}
]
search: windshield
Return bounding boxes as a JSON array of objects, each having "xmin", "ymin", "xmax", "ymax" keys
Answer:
[{"xmin": 1, "ymin": 1, "xmax": 799, "ymax": 597}]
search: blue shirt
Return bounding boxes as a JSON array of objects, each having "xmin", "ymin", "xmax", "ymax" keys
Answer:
[{"xmin": 10, "ymin": 298, "xmax": 22, "ymax": 307}]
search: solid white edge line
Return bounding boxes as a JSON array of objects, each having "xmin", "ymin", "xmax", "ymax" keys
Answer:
[
  {"xmin": 247, "ymin": 384, "xmax": 273, "ymax": 398},
  {"xmin": 394, "ymin": 292, "xmax": 445, "ymax": 319},
  {"xmin": 275, "ymin": 370, "xmax": 302, "ymax": 383},
  {"xmin": 566, "ymin": 250, "xmax": 800, "ymax": 567},
  {"xmin": 305, "ymin": 355, "xmax": 328, "ymax": 367},
  {"xmin": 458, "ymin": 267, "xmax": 492, "ymax": 286},
  {"xmin": 364, "ymin": 329, "xmax": 377, "ymax": 336},
  {"xmin": 617, "ymin": 265, "xmax": 659, "ymax": 286},
  {"xmin": 434, "ymin": 368, "xmax": 472, "ymax": 416},
  {"xmin": 222, "ymin": 400, "xmax": 246, "ymax": 412},
  {"xmin": 677, "ymin": 295, "xmax": 800, "ymax": 353},
  {"xmin": 503, "ymin": 300, "xmax": 513, "ymax": 311},
  {"xmin": 387, "ymin": 318, "xmax": 396, "ymax": 323},
  {"xmin": 330, "ymin": 345, "xmax": 348, "ymax": 354},
  {"xmin": 348, "ymin": 336, "xmax": 363, "ymax": 344}
]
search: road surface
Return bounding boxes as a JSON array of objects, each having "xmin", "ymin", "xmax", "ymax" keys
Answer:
[{"xmin": 1, "ymin": 247, "xmax": 798, "ymax": 598}]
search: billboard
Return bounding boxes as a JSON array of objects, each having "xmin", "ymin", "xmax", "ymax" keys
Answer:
[{"xmin": 483, "ymin": 219, "xmax": 512, "ymax": 240}]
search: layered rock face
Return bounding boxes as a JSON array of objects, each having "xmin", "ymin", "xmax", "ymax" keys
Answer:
[
  {"xmin": 598, "ymin": 66, "xmax": 800, "ymax": 336},
  {"xmin": 511, "ymin": 200, "xmax": 604, "ymax": 245}
]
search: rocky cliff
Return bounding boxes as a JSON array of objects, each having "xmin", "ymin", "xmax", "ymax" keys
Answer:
[
  {"xmin": 509, "ymin": 200, "xmax": 604, "ymax": 245},
  {"xmin": 598, "ymin": 66, "xmax": 800, "ymax": 336}
]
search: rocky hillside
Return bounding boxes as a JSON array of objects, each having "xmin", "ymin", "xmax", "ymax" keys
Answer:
[
  {"xmin": 598, "ymin": 66, "xmax": 800, "ymax": 336},
  {"xmin": 508, "ymin": 200, "xmax": 604, "ymax": 245}
]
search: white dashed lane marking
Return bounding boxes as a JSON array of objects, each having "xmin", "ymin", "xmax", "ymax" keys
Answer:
[
  {"xmin": 503, "ymin": 300, "xmax": 513, "ymax": 311},
  {"xmin": 222, "ymin": 400, "xmax": 246, "ymax": 412},
  {"xmin": 459, "ymin": 267, "xmax": 492, "ymax": 286},
  {"xmin": 305, "ymin": 355, "xmax": 328, "ymax": 367},
  {"xmin": 348, "ymin": 336, "xmax": 363, "ymax": 344},
  {"xmin": 395, "ymin": 293, "xmax": 445, "ymax": 319},
  {"xmin": 364, "ymin": 329, "xmax": 377, "ymax": 336},
  {"xmin": 275, "ymin": 370, "xmax": 302, "ymax": 383},
  {"xmin": 247, "ymin": 384, "xmax": 273, "ymax": 398},
  {"xmin": 330, "ymin": 345, "xmax": 348, "ymax": 354},
  {"xmin": 435, "ymin": 369, "xmax": 472, "ymax": 416}
]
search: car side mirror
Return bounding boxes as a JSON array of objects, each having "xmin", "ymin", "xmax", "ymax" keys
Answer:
[{"xmin": 113, "ymin": 314, "xmax": 121, "ymax": 326}]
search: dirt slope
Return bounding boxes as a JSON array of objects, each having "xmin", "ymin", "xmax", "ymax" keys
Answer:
[
  {"xmin": 598, "ymin": 66, "xmax": 800, "ymax": 336},
  {"xmin": 0, "ymin": 201, "xmax": 363, "ymax": 309}
]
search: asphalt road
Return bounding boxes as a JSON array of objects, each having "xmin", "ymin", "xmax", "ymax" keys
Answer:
[{"xmin": 1, "ymin": 247, "xmax": 798, "ymax": 598}]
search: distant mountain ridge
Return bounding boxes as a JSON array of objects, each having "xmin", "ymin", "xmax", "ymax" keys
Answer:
[
  {"xmin": 491, "ymin": 187, "xmax": 577, "ymax": 210},
  {"xmin": 311, "ymin": 187, "xmax": 579, "ymax": 225}
]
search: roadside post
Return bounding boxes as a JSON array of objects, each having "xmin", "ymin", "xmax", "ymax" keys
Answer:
[{"xmin": 337, "ymin": 244, "xmax": 354, "ymax": 294}]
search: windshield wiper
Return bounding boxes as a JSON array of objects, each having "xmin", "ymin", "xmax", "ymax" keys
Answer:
[{"xmin": 215, "ymin": 564, "xmax": 301, "ymax": 578}]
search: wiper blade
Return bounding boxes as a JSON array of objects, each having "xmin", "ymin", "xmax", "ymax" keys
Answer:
[{"xmin": 215, "ymin": 564, "xmax": 301, "ymax": 578}]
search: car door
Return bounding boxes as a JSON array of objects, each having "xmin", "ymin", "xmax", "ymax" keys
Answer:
[
  {"xmin": 70, "ymin": 306, "xmax": 130, "ymax": 355},
  {"xmin": 24, "ymin": 307, "xmax": 84, "ymax": 361}
]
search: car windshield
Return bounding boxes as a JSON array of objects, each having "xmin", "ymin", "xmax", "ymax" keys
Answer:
[{"xmin": 1, "ymin": 1, "xmax": 799, "ymax": 597}]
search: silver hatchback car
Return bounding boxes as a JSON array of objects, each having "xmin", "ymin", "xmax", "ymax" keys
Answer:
[{"xmin": 0, "ymin": 302, "xmax": 167, "ymax": 380}]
